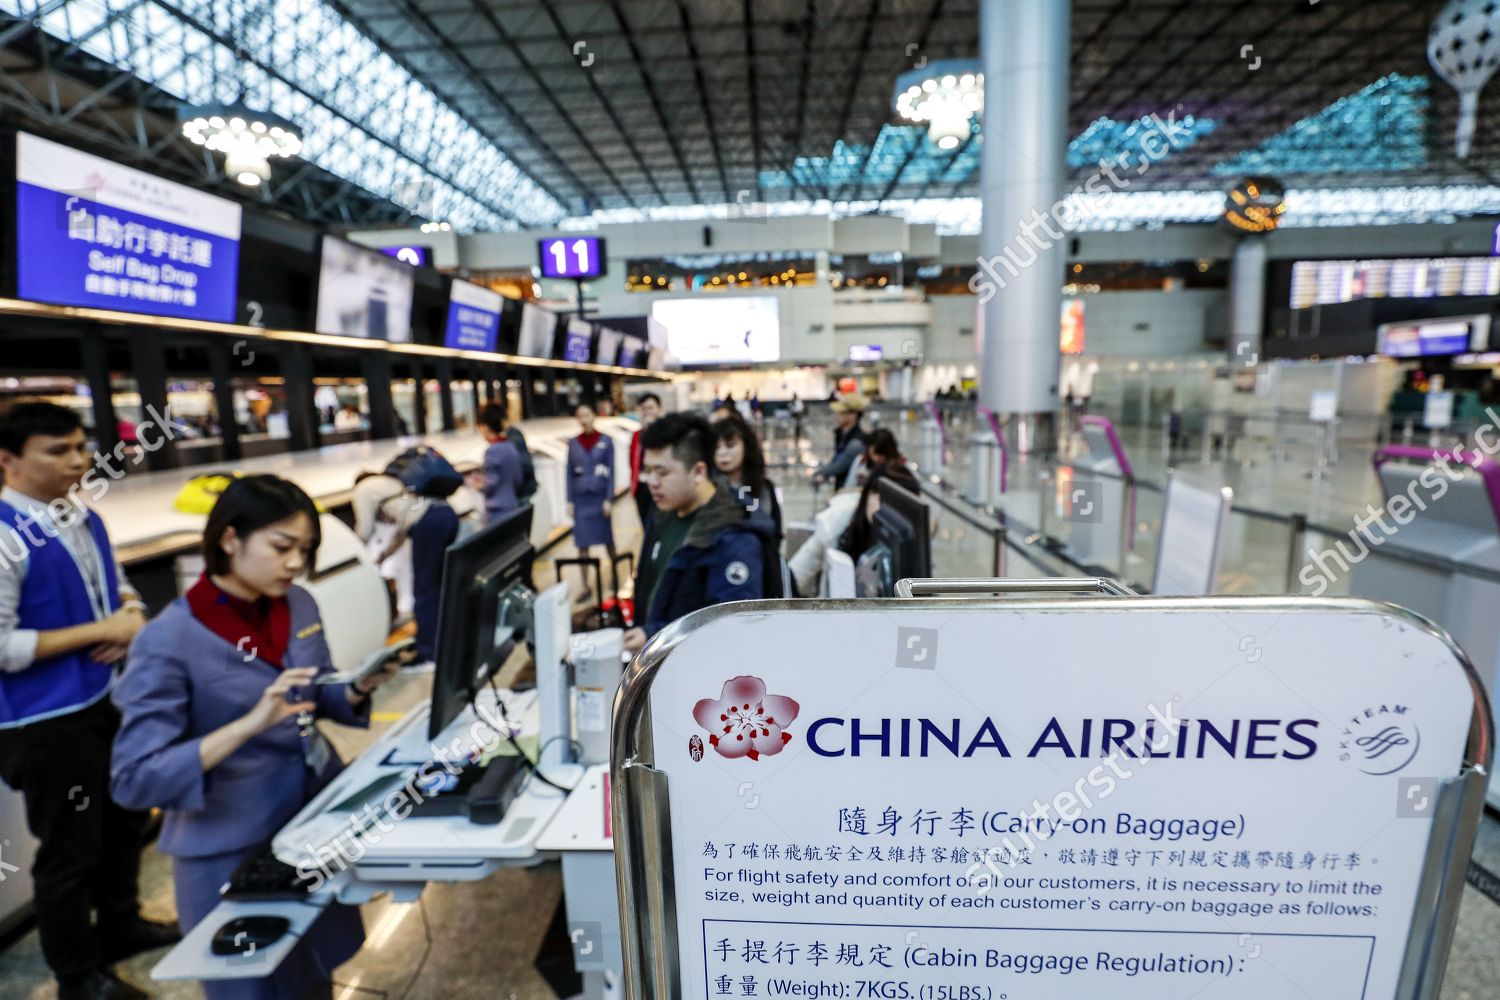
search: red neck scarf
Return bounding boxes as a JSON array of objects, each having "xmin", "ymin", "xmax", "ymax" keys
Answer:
[
  {"xmin": 186, "ymin": 574, "xmax": 292, "ymax": 668},
  {"xmin": 577, "ymin": 430, "xmax": 602, "ymax": 452}
]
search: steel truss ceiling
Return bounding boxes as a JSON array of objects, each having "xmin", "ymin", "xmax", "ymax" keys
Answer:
[{"xmin": 3, "ymin": 0, "xmax": 1496, "ymax": 231}]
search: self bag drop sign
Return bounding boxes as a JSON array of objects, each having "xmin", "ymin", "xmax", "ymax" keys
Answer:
[
  {"xmin": 16, "ymin": 132, "xmax": 242, "ymax": 323},
  {"xmin": 627, "ymin": 601, "xmax": 1488, "ymax": 999}
]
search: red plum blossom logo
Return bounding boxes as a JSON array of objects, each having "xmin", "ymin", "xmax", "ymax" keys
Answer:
[{"xmin": 693, "ymin": 676, "xmax": 800, "ymax": 761}]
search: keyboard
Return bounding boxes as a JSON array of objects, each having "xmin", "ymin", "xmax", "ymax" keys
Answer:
[{"xmin": 221, "ymin": 844, "xmax": 317, "ymax": 900}]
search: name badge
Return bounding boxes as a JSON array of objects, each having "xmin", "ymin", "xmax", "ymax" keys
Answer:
[{"xmin": 304, "ymin": 728, "xmax": 332, "ymax": 773}]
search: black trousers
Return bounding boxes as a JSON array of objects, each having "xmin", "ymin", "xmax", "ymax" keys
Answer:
[{"xmin": 0, "ymin": 695, "xmax": 149, "ymax": 980}]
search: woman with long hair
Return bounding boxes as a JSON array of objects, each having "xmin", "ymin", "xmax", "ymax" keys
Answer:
[{"xmin": 712, "ymin": 414, "xmax": 783, "ymax": 540}]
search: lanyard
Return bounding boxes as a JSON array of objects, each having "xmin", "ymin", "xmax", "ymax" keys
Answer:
[{"xmin": 49, "ymin": 510, "xmax": 112, "ymax": 622}]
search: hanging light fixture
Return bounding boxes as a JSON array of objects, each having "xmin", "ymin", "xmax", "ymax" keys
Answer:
[
  {"xmin": 892, "ymin": 59, "xmax": 983, "ymax": 149},
  {"xmin": 180, "ymin": 103, "xmax": 302, "ymax": 187}
]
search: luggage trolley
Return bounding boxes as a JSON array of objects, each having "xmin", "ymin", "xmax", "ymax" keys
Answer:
[{"xmin": 611, "ymin": 579, "xmax": 1491, "ymax": 1000}]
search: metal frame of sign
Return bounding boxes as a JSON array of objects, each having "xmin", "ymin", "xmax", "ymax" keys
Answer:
[{"xmin": 611, "ymin": 579, "xmax": 1493, "ymax": 1000}]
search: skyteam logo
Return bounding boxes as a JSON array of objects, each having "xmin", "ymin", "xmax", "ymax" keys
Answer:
[
  {"xmin": 692, "ymin": 676, "xmax": 800, "ymax": 762},
  {"xmin": 1339, "ymin": 704, "xmax": 1421, "ymax": 776}
]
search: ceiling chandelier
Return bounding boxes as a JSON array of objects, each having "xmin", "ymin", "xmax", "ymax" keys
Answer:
[
  {"xmin": 1223, "ymin": 177, "xmax": 1288, "ymax": 234},
  {"xmin": 181, "ymin": 103, "xmax": 302, "ymax": 187},
  {"xmin": 892, "ymin": 59, "xmax": 983, "ymax": 150}
]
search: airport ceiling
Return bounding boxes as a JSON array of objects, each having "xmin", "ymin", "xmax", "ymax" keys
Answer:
[{"xmin": 0, "ymin": 0, "xmax": 1493, "ymax": 229}]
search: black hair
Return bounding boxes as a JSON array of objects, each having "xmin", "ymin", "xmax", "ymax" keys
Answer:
[
  {"xmin": 0, "ymin": 401, "xmax": 84, "ymax": 457},
  {"xmin": 202, "ymin": 475, "xmax": 322, "ymax": 577},
  {"xmin": 477, "ymin": 403, "xmax": 506, "ymax": 434},
  {"xmin": 712, "ymin": 414, "xmax": 767, "ymax": 495},
  {"xmin": 838, "ymin": 464, "xmax": 918, "ymax": 559},
  {"xmin": 638, "ymin": 392, "xmax": 662, "ymax": 408},
  {"xmin": 640, "ymin": 412, "xmax": 713, "ymax": 472},
  {"xmin": 865, "ymin": 428, "xmax": 902, "ymax": 464}
]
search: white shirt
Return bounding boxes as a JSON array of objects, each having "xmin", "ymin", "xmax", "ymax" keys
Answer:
[{"xmin": 0, "ymin": 486, "xmax": 142, "ymax": 673}]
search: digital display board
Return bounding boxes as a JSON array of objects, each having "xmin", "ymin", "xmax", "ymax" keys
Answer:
[
  {"xmin": 443, "ymin": 279, "xmax": 504, "ymax": 352},
  {"xmin": 848, "ymin": 344, "xmax": 884, "ymax": 362},
  {"xmin": 1289, "ymin": 257, "xmax": 1500, "ymax": 309},
  {"xmin": 561, "ymin": 317, "xmax": 595, "ymax": 363},
  {"xmin": 517, "ymin": 302, "xmax": 558, "ymax": 358},
  {"xmin": 617, "ymin": 337, "xmax": 644, "ymax": 369},
  {"xmin": 538, "ymin": 236, "xmax": 606, "ymax": 279},
  {"xmin": 16, "ymin": 131, "xmax": 243, "ymax": 323},
  {"xmin": 650, "ymin": 296, "xmax": 781, "ymax": 366},
  {"xmin": 315, "ymin": 236, "xmax": 414, "ymax": 342},
  {"xmin": 380, "ymin": 244, "xmax": 431, "ymax": 267},
  {"xmin": 595, "ymin": 327, "xmax": 624, "ymax": 367}
]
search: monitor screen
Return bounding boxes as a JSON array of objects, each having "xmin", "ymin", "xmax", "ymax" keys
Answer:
[
  {"xmin": 538, "ymin": 235, "xmax": 606, "ymax": 279},
  {"xmin": 595, "ymin": 327, "xmax": 624, "ymax": 367},
  {"xmin": 380, "ymin": 244, "xmax": 431, "ymax": 267},
  {"xmin": 561, "ymin": 317, "xmax": 594, "ymax": 363},
  {"xmin": 1377, "ymin": 316, "xmax": 1489, "ymax": 358},
  {"xmin": 430, "ymin": 506, "xmax": 535, "ymax": 740},
  {"xmin": 16, "ymin": 131, "xmax": 243, "ymax": 323},
  {"xmin": 315, "ymin": 236, "xmax": 414, "ymax": 342},
  {"xmin": 650, "ymin": 296, "xmax": 781, "ymax": 366},
  {"xmin": 517, "ymin": 302, "xmax": 558, "ymax": 359},
  {"xmin": 443, "ymin": 279, "xmax": 504, "ymax": 352},
  {"xmin": 617, "ymin": 337, "xmax": 644, "ymax": 369},
  {"xmin": 848, "ymin": 344, "xmax": 884, "ymax": 362},
  {"xmin": 873, "ymin": 476, "xmax": 932, "ymax": 584},
  {"xmin": 855, "ymin": 543, "xmax": 894, "ymax": 598}
]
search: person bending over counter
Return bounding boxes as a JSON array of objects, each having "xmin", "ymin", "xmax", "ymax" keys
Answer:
[
  {"xmin": 0, "ymin": 401, "xmax": 176, "ymax": 1000},
  {"xmin": 111, "ymin": 475, "xmax": 398, "ymax": 1000}
]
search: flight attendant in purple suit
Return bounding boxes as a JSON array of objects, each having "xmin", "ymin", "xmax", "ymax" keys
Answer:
[
  {"xmin": 566, "ymin": 404, "xmax": 616, "ymax": 592},
  {"xmin": 111, "ymin": 476, "xmax": 398, "ymax": 1000}
]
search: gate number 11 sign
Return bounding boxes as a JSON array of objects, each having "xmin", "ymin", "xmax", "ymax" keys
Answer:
[{"xmin": 538, "ymin": 236, "xmax": 606, "ymax": 279}]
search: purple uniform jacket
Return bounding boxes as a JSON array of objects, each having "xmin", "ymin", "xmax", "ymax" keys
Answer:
[{"xmin": 110, "ymin": 585, "xmax": 369, "ymax": 858}]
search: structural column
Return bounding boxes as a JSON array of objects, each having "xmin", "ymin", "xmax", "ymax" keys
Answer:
[
  {"xmin": 978, "ymin": 0, "xmax": 1070, "ymax": 454},
  {"xmin": 1229, "ymin": 238, "xmax": 1268, "ymax": 367}
]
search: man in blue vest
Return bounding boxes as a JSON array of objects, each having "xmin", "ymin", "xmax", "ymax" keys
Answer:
[{"xmin": 0, "ymin": 402, "xmax": 178, "ymax": 1000}]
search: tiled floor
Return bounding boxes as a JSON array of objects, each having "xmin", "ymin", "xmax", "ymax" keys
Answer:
[{"xmin": 2, "ymin": 408, "xmax": 1496, "ymax": 998}]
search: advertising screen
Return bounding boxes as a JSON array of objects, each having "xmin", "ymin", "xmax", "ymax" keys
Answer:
[
  {"xmin": 595, "ymin": 326, "xmax": 624, "ymax": 367},
  {"xmin": 561, "ymin": 317, "xmax": 595, "ymax": 363},
  {"xmin": 16, "ymin": 131, "xmax": 243, "ymax": 323},
  {"xmin": 1060, "ymin": 298, "xmax": 1086, "ymax": 354},
  {"xmin": 650, "ymin": 296, "xmax": 781, "ymax": 366},
  {"xmin": 314, "ymin": 236, "xmax": 414, "ymax": 342},
  {"xmin": 1377, "ymin": 316, "xmax": 1489, "ymax": 358},
  {"xmin": 517, "ymin": 302, "xmax": 557, "ymax": 359},
  {"xmin": 443, "ymin": 279, "xmax": 504, "ymax": 352},
  {"xmin": 538, "ymin": 235, "xmax": 606, "ymax": 279}
]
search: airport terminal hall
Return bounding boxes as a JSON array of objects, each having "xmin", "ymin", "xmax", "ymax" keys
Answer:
[{"xmin": 9, "ymin": 0, "xmax": 1500, "ymax": 998}]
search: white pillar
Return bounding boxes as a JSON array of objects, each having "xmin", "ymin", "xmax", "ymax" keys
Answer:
[
  {"xmin": 977, "ymin": 0, "xmax": 1070, "ymax": 453},
  {"xmin": 1229, "ymin": 238, "xmax": 1268, "ymax": 366}
]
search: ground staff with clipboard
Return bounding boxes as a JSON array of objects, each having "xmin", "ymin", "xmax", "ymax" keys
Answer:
[{"xmin": 611, "ymin": 579, "xmax": 1491, "ymax": 1000}]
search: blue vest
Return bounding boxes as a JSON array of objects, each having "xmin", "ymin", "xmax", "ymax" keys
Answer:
[{"xmin": 0, "ymin": 499, "xmax": 121, "ymax": 728}]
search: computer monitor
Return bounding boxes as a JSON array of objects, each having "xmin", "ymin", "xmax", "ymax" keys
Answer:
[
  {"xmin": 429, "ymin": 506, "xmax": 535, "ymax": 740},
  {"xmin": 871, "ymin": 477, "xmax": 932, "ymax": 588},
  {"xmin": 854, "ymin": 544, "xmax": 893, "ymax": 598}
]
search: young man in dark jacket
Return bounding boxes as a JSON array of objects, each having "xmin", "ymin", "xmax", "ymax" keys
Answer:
[{"xmin": 623, "ymin": 413, "xmax": 772, "ymax": 651}]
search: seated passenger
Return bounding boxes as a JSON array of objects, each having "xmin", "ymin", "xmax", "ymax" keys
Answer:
[
  {"xmin": 623, "ymin": 414, "xmax": 772, "ymax": 652},
  {"xmin": 111, "ymin": 475, "xmax": 398, "ymax": 1000}
]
